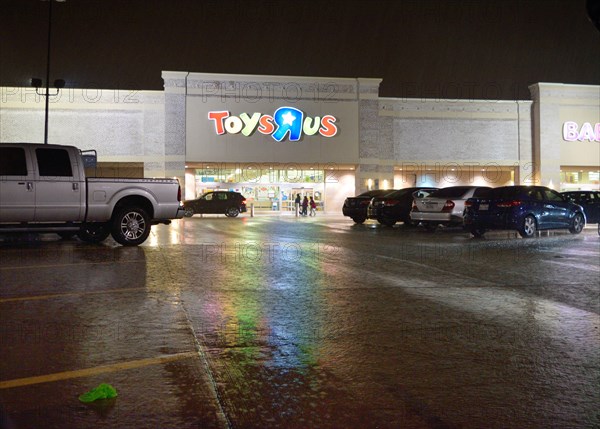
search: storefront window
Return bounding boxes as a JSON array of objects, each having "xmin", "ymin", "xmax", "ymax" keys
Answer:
[
  {"xmin": 193, "ymin": 167, "xmax": 326, "ymax": 211},
  {"xmin": 560, "ymin": 168, "xmax": 600, "ymax": 191}
]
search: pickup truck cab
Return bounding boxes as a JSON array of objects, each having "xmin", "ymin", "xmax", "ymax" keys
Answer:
[{"xmin": 0, "ymin": 143, "xmax": 184, "ymax": 246}]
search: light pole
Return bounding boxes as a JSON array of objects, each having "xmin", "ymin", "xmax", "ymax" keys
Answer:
[{"xmin": 31, "ymin": 0, "xmax": 66, "ymax": 144}]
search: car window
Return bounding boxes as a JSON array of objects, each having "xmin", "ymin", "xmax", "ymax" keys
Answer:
[
  {"xmin": 525, "ymin": 189, "xmax": 544, "ymax": 201},
  {"xmin": 217, "ymin": 193, "xmax": 228, "ymax": 200},
  {"xmin": 36, "ymin": 148, "xmax": 73, "ymax": 177},
  {"xmin": 428, "ymin": 186, "xmax": 473, "ymax": 198},
  {"xmin": 0, "ymin": 147, "xmax": 27, "ymax": 176},
  {"xmin": 472, "ymin": 187, "xmax": 491, "ymax": 198},
  {"xmin": 204, "ymin": 193, "xmax": 213, "ymax": 201},
  {"xmin": 413, "ymin": 189, "xmax": 434, "ymax": 198},
  {"xmin": 543, "ymin": 189, "xmax": 564, "ymax": 202}
]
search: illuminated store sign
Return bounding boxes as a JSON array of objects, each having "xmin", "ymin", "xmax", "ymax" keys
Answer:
[
  {"xmin": 562, "ymin": 121, "xmax": 600, "ymax": 142},
  {"xmin": 208, "ymin": 107, "xmax": 338, "ymax": 142}
]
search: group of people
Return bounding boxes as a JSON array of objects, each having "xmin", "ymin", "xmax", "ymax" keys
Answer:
[{"xmin": 294, "ymin": 193, "xmax": 317, "ymax": 216}]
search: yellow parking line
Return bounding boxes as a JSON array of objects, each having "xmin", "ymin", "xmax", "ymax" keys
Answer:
[
  {"xmin": 0, "ymin": 287, "xmax": 148, "ymax": 303},
  {"xmin": 0, "ymin": 352, "xmax": 198, "ymax": 389}
]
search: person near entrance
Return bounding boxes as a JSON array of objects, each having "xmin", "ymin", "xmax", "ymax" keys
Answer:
[
  {"xmin": 294, "ymin": 193, "xmax": 301, "ymax": 215},
  {"xmin": 302, "ymin": 196, "xmax": 309, "ymax": 216},
  {"xmin": 309, "ymin": 196, "xmax": 317, "ymax": 216}
]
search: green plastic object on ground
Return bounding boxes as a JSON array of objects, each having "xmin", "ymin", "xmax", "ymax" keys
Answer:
[{"xmin": 78, "ymin": 383, "xmax": 118, "ymax": 403}]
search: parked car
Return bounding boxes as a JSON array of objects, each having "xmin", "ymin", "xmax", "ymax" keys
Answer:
[
  {"xmin": 410, "ymin": 186, "xmax": 491, "ymax": 230},
  {"xmin": 367, "ymin": 187, "xmax": 438, "ymax": 226},
  {"xmin": 183, "ymin": 191, "xmax": 247, "ymax": 217},
  {"xmin": 342, "ymin": 189, "xmax": 395, "ymax": 223},
  {"xmin": 561, "ymin": 190, "xmax": 600, "ymax": 223},
  {"xmin": 464, "ymin": 185, "xmax": 586, "ymax": 238}
]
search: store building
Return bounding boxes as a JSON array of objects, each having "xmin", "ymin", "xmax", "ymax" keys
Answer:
[{"xmin": 1, "ymin": 73, "xmax": 598, "ymax": 212}]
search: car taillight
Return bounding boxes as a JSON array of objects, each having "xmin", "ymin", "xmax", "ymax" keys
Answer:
[
  {"xmin": 177, "ymin": 185, "xmax": 181, "ymax": 202},
  {"xmin": 412, "ymin": 201, "xmax": 419, "ymax": 211},
  {"xmin": 441, "ymin": 200, "xmax": 455, "ymax": 212},
  {"xmin": 384, "ymin": 199, "xmax": 399, "ymax": 207},
  {"xmin": 497, "ymin": 200, "xmax": 522, "ymax": 208},
  {"xmin": 241, "ymin": 199, "xmax": 247, "ymax": 205},
  {"xmin": 464, "ymin": 200, "xmax": 473, "ymax": 207},
  {"xmin": 360, "ymin": 200, "xmax": 370, "ymax": 206}
]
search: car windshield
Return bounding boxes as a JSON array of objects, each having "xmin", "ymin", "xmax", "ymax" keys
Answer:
[
  {"xmin": 386, "ymin": 188, "xmax": 416, "ymax": 198},
  {"xmin": 428, "ymin": 186, "xmax": 475, "ymax": 198},
  {"xmin": 488, "ymin": 187, "xmax": 522, "ymax": 199}
]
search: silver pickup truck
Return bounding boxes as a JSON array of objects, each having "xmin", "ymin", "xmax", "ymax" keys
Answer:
[{"xmin": 0, "ymin": 143, "xmax": 184, "ymax": 246}]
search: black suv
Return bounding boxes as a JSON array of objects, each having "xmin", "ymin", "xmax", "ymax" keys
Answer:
[
  {"xmin": 183, "ymin": 191, "xmax": 247, "ymax": 217},
  {"xmin": 368, "ymin": 187, "xmax": 438, "ymax": 226},
  {"xmin": 561, "ymin": 190, "xmax": 600, "ymax": 223}
]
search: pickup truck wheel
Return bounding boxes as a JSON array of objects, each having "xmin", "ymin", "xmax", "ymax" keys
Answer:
[
  {"xmin": 351, "ymin": 216, "xmax": 366, "ymax": 224},
  {"xmin": 111, "ymin": 207, "xmax": 151, "ymax": 246},
  {"xmin": 78, "ymin": 223, "xmax": 111, "ymax": 243}
]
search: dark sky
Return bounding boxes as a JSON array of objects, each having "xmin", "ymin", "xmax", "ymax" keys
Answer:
[{"xmin": 1, "ymin": 0, "xmax": 599, "ymax": 100}]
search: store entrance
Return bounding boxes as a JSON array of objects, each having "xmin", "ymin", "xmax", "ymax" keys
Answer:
[{"xmin": 188, "ymin": 165, "xmax": 326, "ymax": 212}]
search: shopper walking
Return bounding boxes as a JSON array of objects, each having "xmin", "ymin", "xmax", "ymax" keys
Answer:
[
  {"xmin": 301, "ymin": 196, "xmax": 309, "ymax": 216},
  {"xmin": 294, "ymin": 193, "xmax": 301, "ymax": 215},
  {"xmin": 309, "ymin": 196, "xmax": 317, "ymax": 216}
]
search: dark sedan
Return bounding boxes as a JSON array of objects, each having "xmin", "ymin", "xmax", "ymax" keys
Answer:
[
  {"xmin": 368, "ymin": 187, "xmax": 438, "ymax": 226},
  {"xmin": 343, "ymin": 189, "xmax": 395, "ymax": 223},
  {"xmin": 561, "ymin": 191, "xmax": 600, "ymax": 223},
  {"xmin": 183, "ymin": 191, "xmax": 247, "ymax": 217},
  {"xmin": 464, "ymin": 185, "xmax": 586, "ymax": 238}
]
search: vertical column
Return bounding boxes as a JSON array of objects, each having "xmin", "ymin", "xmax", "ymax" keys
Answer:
[
  {"xmin": 356, "ymin": 78, "xmax": 393, "ymax": 193},
  {"xmin": 529, "ymin": 83, "xmax": 561, "ymax": 188},
  {"xmin": 162, "ymin": 71, "xmax": 188, "ymax": 187}
]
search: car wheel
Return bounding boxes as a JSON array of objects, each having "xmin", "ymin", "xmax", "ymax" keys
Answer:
[
  {"xmin": 352, "ymin": 217, "xmax": 366, "ymax": 224},
  {"xmin": 183, "ymin": 207, "xmax": 194, "ymax": 217},
  {"xmin": 226, "ymin": 207, "xmax": 240, "ymax": 217},
  {"xmin": 470, "ymin": 227, "xmax": 486, "ymax": 238},
  {"xmin": 569, "ymin": 213, "xmax": 585, "ymax": 234},
  {"xmin": 111, "ymin": 206, "xmax": 151, "ymax": 246},
  {"xmin": 378, "ymin": 217, "xmax": 396, "ymax": 227},
  {"xmin": 518, "ymin": 215, "xmax": 537, "ymax": 238},
  {"xmin": 77, "ymin": 222, "xmax": 111, "ymax": 243}
]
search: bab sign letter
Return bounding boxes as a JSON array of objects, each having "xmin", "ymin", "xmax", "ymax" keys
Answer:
[
  {"xmin": 208, "ymin": 107, "xmax": 338, "ymax": 141},
  {"xmin": 562, "ymin": 121, "xmax": 600, "ymax": 142}
]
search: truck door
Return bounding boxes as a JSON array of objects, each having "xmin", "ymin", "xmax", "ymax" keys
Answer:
[
  {"xmin": 33, "ymin": 147, "xmax": 84, "ymax": 221},
  {"xmin": 0, "ymin": 146, "xmax": 35, "ymax": 222}
]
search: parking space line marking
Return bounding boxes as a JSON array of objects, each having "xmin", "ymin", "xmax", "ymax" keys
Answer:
[
  {"xmin": 0, "ymin": 287, "xmax": 148, "ymax": 303},
  {"xmin": 0, "ymin": 352, "xmax": 198, "ymax": 389}
]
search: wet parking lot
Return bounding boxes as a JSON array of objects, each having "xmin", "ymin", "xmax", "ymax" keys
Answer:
[{"xmin": 1, "ymin": 214, "xmax": 599, "ymax": 428}]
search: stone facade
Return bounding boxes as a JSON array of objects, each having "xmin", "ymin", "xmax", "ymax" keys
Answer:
[{"xmin": 0, "ymin": 86, "xmax": 167, "ymax": 178}]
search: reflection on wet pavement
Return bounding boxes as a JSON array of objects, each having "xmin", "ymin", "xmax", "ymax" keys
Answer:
[{"xmin": 1, "ymin": 217, "xmax": 599, "ymax": 428}]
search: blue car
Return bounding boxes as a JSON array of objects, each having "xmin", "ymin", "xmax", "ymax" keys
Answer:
[{"xmin": 463, "ymin": 185, "xmax": 586, "ymax": 238}]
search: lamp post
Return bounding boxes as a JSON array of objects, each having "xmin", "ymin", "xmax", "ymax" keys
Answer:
[{"xmin": 31, "ymin": 0, "xmax": 66, "ymax": 144}]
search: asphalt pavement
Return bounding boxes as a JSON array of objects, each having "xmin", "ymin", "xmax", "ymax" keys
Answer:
[{"xmin": 1, "ymin": 215, "xmax": 599, "ymax": 428}]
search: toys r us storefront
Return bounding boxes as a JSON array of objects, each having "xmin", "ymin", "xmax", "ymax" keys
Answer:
[{"xmin": 1, "ymin": 72, "xmax": 598, "ymax": 212}]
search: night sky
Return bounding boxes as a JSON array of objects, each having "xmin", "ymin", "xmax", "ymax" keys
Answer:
[{"xmin": 1, "ymin": 0, "xmax": 599, "ymax": 100}]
